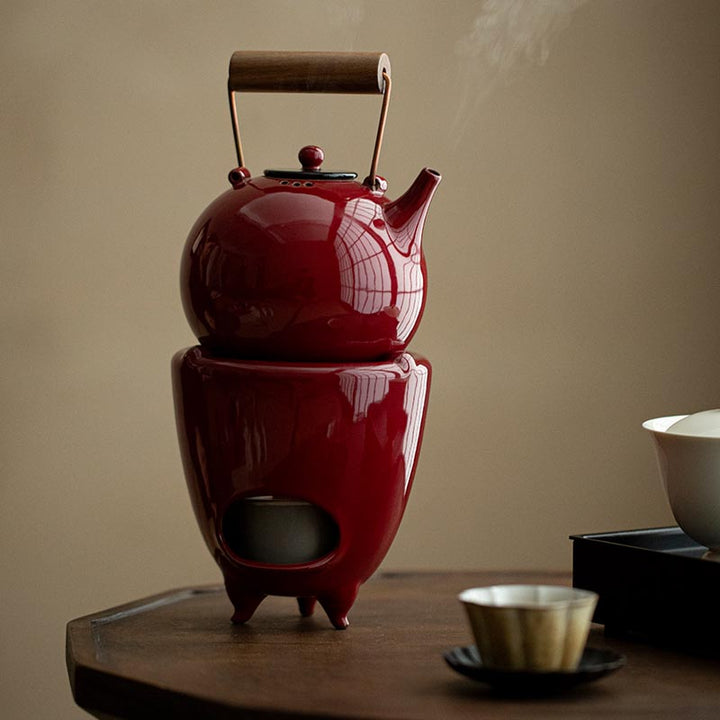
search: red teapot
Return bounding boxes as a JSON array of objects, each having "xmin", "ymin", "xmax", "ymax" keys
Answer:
[{"xmin": 180, "ymin": 51, "xmax": 441, "ymax": 361}]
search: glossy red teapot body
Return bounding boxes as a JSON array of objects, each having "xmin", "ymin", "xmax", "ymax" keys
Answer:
[{"xmin": 181, "ymin": 147, "xmax": 440, "ymax": 361}]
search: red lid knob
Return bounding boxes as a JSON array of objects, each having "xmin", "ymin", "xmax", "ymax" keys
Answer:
[{"xmin": 299, "ymin": 145, "xmax": 324, "ymax": 172}]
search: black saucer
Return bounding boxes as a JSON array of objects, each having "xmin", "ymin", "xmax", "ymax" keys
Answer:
[{"xmin": 444, "ymin": 646, "xmax": 625, "ymax": 696}]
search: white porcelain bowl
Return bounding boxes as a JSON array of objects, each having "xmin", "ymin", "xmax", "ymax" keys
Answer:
[
  {"xmin": 643, "ymin": 414, "xmax": 720, "ymax": 551},
  {"xmin": 458, "ymin": 585, "xmax": 598, "ymax": 672}
]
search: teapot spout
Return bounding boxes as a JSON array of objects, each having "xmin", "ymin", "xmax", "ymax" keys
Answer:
[{"xmin": 383, "ymin": 168, "xmax": 441, "ymax": 252}]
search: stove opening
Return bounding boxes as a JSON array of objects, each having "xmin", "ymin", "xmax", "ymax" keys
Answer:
[{"xmin": 221, "ymin": 496, "xmax": 340, "ymax": 565}]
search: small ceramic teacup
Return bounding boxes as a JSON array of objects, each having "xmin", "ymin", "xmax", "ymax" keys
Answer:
[{"xmin": 458, "ymin": 585, "xmax": 598, "ymax": 672}]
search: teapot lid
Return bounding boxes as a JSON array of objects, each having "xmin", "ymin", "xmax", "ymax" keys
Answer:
[{"xmin": 264, "ymin": 145, "xmax": 357, "ymax": 181}]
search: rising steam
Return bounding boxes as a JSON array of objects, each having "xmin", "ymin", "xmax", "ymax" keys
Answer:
[{"xmin": 453, "ymin": 0, "xmax": 587, "ymax": 135}]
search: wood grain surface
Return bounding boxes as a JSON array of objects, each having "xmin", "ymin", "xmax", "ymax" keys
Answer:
[
  {"xmin": 66, "ymin": 571, "xmax": 720, "ymax": 719},
  {"xmin": 228, "ymin": 51, "xmax": 390, "ymax": 93}
]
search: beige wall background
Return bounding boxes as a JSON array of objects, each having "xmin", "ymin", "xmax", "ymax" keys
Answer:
[{"xmin": 2, "ymin": 0, "xmax": 720, "ymax": 717}]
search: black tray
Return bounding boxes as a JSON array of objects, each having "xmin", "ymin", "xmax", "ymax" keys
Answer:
[{"xmin": 571, "ymin": 527, "xmax": 720, "ymax": 655}]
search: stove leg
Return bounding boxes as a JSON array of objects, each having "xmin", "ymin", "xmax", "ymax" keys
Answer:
[
  {"xmin": 225, "ymin": 585, "xmax": 266, "ymax": 624},
  {"xmin": 297, "ymin": 596, "xmax": 317, "ymax": 617},
  {"xmin": 319, "ymin": 584, "xmax": 359, "ymax": 630}
]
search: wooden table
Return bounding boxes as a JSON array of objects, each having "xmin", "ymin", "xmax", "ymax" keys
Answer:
[{"xmin": 66, "ymin": 571, "xmax": 720, "ymax": 719}]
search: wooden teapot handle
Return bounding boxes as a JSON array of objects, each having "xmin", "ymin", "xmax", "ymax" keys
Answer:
[
  {"xmin": 228, "ymin": 51, "xmax": 390, "ymax": 94},
  {"xmin": 227, "ymin": 51, "xmax": 391, "ymax": 186}
]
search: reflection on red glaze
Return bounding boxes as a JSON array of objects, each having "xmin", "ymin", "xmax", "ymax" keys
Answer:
[
  {"xmin": 172, "ymin": 346, "xmax": 431, "ymax": 628},
  {"xmin": 180, "ymin": 167, "xmax": 440, "ymax": 361}
]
